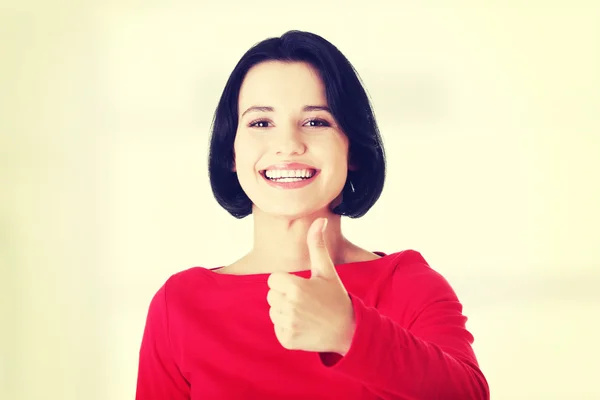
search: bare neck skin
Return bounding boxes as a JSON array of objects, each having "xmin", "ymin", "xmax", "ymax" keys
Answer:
[{"xmin": 221, "ymin": 208, "xmax": 367, "ymax": 275}]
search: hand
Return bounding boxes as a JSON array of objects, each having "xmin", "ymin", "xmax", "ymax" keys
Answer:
[{"xmin": 266, "ymin": 218, "xmax": 356, "ymax": 355}]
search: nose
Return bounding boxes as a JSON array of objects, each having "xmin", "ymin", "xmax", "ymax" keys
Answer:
[{"xmin": 272, "ymin": 127, "xmax": 306, "ymax": 156}]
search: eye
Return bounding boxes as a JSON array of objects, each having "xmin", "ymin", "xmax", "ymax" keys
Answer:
[
  {"xmin": 304, "ymin": 118, "xmax": 330, "ymax": 127},
  {"xmin": 248, "ymin": 119, "xmax": 271, "ymax": 128}
]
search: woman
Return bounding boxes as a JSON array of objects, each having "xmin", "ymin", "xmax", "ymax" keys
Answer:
[{"xmin": 135, "ymin": 30, "xmax": 490, "ymax": 399}]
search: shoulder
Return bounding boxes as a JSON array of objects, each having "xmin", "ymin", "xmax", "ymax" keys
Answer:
[
  {"xmin": 165, "ymin": 265, "xmax": 214, "ymax": 287},
  {"xmin": 142, "ymin": 266, "xmax": 229, "ymax": 333},
  {"xmin": 147, "ymin": 266, "xmax": 221, "ymax": 310},
  {"xmin": 382, "ymin": 249, "xmax": 429, "ymax": 267},
  {"xmin": 164, "ymin": 265, "xmax": 220, "ymax": 292},
  {"xmin": 382, "ymin": 249, "xmax": 460, "ymax": 302},
  {"xmin": 371, "ymin": 250, "xmax": 465, "ymax": 325}
]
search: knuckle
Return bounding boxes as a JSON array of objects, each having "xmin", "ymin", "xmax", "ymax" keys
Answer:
[
  {"xmin": 289, "ymin": 307, "xmax": 300, "ymax": 321},
  {"xmin": 287, "ymin": 284, "xmax": 304, "ymax": 303},
  {"xmin": 287, "ymin": 288, "xmax": 298, "ymax": 302},
  {"xmin": 267, "ymin": 290, "xmax": 278, "ymax": 306}
]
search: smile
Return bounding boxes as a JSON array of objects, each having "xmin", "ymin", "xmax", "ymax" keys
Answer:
[{"xmin": 259, "ymin": 166, "xmax": 320, "ymax": 189}]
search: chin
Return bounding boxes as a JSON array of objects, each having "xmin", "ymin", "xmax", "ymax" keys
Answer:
[
  {"xmin": 243, "ymin": 180, "xmax": 346, "ymax": 220},
  {"xmin": 252, "ymin": 200, "xmax": 333, "ymax": 220}
]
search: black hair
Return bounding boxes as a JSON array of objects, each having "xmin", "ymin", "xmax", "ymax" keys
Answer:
[{"xmin": 208, "ymin": 30, "xmax": 386, "ymax": 219}]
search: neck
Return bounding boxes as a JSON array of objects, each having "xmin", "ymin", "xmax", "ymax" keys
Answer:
[{"xmin": 248, "ymin": 208, "xmax": 348, "ymax": 274}]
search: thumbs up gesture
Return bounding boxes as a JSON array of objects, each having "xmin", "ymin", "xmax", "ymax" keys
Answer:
[{"xmin": 266, "ymin": 218, "xmax": 356, "ymax": 355}]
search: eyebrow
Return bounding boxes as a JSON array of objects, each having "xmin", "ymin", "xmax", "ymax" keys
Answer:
[{"xmin": 241, "ymin": 105, "xmax": 331, "ymax": 117}]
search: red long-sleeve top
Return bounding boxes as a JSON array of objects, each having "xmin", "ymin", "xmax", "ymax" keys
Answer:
[{"xmin": 136, "ymin": 250, "xmax": 490, "ymax": 399}]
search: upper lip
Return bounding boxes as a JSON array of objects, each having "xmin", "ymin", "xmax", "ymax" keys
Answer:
[{"xmin": 261, "ymin": 162, "xmax": 318, "ymax": 171}]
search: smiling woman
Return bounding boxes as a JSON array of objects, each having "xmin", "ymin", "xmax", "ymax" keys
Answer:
[
  {"xmin": 233, "ymin": 60, "xmax": 356, "ymax": 219},
  {"xmin": 135, "ymin": 30, "xmax": 490, "ymax": 399}
]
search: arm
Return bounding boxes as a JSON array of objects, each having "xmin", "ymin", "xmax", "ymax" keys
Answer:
[
  {"xmin": 321, "ymin": 264, "xmax": 490, "ymax": 400},
  {"xmin": 135, "ymin": 282, "xmax": 190, "ymax": 400}
]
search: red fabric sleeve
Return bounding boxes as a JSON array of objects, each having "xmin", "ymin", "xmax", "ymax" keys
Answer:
[
  {"xmin": 320, "ymin": 265, "xmax": 490, "ymax": 399},
  {"xmin": 135, "ymin": 283, "xmax": 190, "ymax": 400}
]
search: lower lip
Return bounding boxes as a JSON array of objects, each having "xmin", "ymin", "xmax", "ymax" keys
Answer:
[{"xmin": 261, "ymin": 171, "xmax": 320, "ymax": 189}]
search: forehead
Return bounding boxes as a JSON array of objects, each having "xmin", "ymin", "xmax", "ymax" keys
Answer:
[{"xmin": 238, "ymin": 61, "xmax": 327, "ymax": 109}]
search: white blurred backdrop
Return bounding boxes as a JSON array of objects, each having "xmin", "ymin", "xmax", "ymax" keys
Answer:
[{"xmin": 1, "ymin": 1, "xmax": 599, "ymax": 399}]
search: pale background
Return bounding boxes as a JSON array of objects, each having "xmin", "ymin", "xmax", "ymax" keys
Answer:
[{"xmin": 1, "ymin": 1, "xmax": 599, "ymax": 399}]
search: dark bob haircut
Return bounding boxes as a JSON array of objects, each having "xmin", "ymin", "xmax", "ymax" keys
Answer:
[{"xmin": 208, "ymin": 30, "xmax": 386, "ymax": 219}]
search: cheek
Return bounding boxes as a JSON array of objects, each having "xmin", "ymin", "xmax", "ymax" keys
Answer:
[
  {"xmin": 233, "ymin": 135, "xmax": 261, "ymax": 171},
  {"xmin": 316, "ymin": 140, "xmax": 349, "ymax": 183},
  {"xmin": 330, "ymin": 135, "xmax": 350, "ymax": 166}
]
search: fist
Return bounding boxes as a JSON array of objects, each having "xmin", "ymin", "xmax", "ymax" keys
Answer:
[{"xmin": 266, "ymin": 218, "xmax": 356, "ymax": 355}]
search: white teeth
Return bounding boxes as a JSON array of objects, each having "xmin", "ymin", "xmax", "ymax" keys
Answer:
[{"xmin": 264, "ymin": 169, "xmax": 315, "ymax": 180}]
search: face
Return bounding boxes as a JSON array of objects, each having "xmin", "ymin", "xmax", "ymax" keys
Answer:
[{"xmin": 233, "ymin": 61, "xmax": 350, "ymax": 219}]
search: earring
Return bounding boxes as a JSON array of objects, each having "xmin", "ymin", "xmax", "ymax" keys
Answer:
[{"xmin": 349, "ymin": 180, "xmax": 355, "ymax": 193}]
